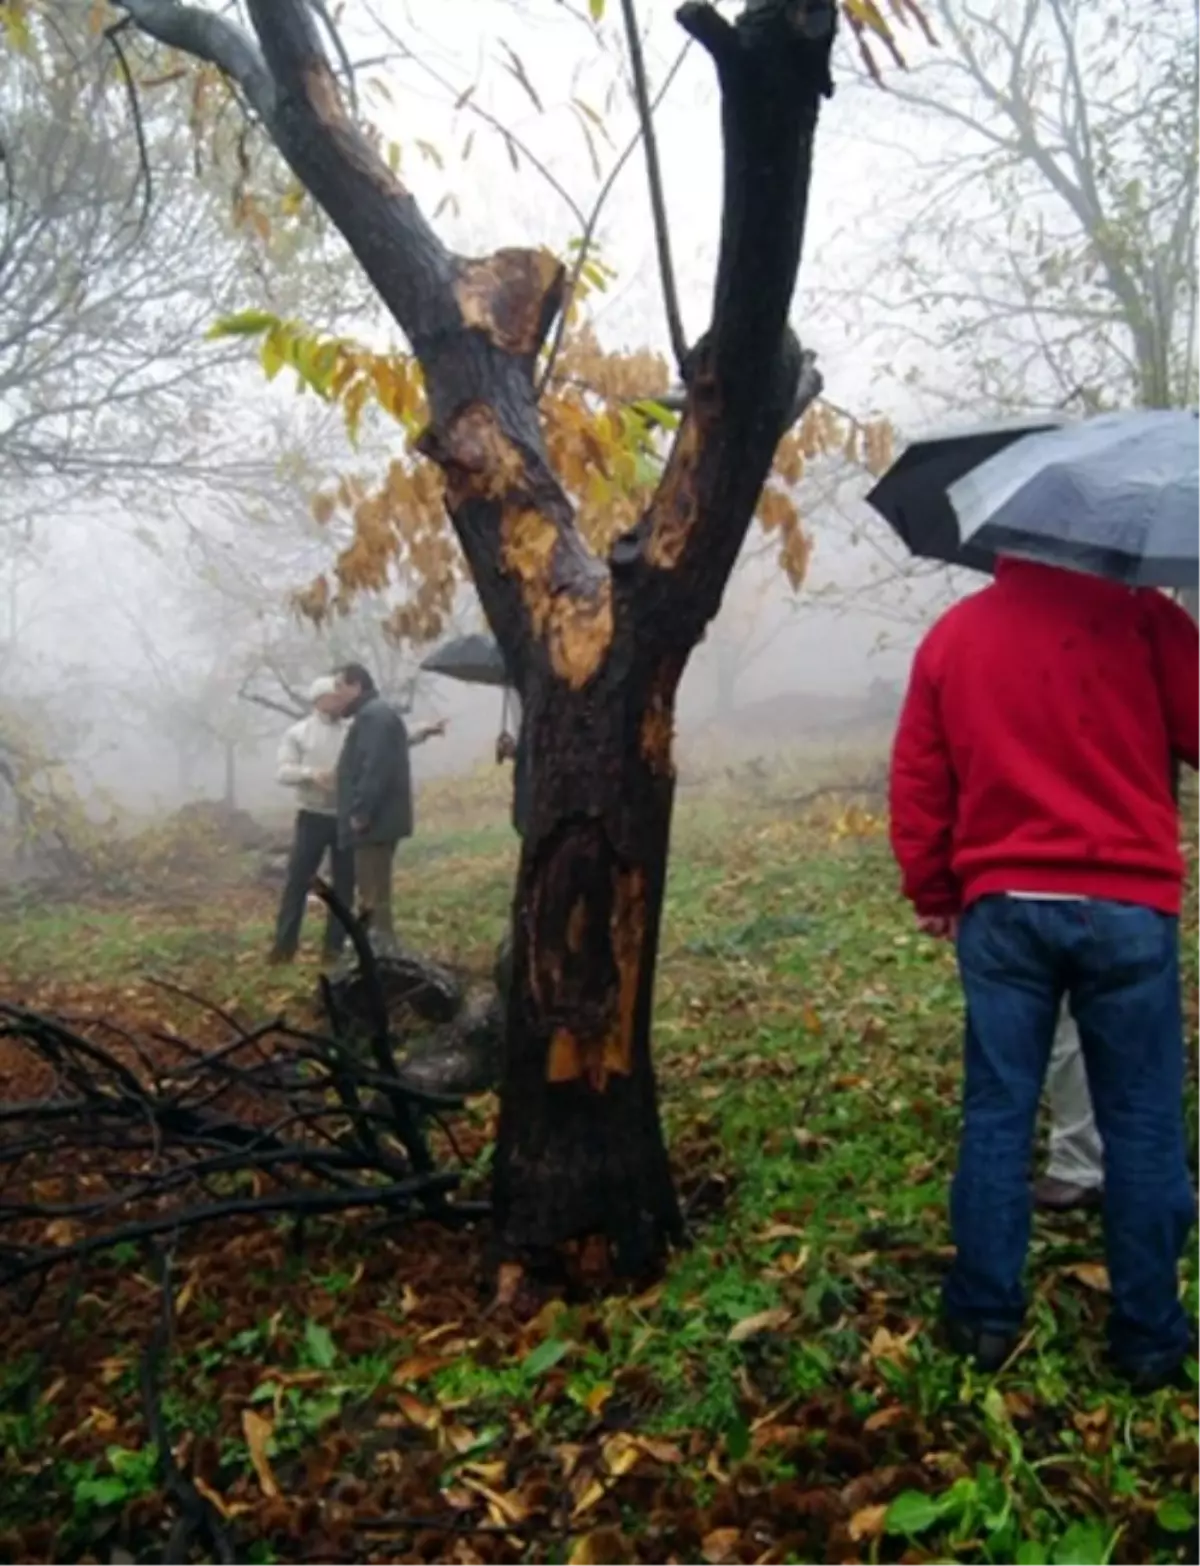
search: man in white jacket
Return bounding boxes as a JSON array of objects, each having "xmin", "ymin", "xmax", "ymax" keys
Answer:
[{"xmin": 268, "ymin": 676, "xmax": 353, "ymax": 964}]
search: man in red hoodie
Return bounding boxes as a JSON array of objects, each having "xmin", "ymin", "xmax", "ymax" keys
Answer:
[{"xmin": 890, "ymin": 558, "xmax": 1198, "ymax": 1389}]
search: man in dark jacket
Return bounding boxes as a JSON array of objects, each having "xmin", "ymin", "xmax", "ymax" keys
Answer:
[{"xmin": 333, "ymin": 663, "xmax": 414, "ymax": 952}]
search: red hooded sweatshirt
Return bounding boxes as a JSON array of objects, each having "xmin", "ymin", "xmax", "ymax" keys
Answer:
[{"xmin": 890, "ymin": 560, "xmax": 1198, "ymax": 918}]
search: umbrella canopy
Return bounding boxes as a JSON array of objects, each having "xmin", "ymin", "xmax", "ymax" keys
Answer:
[
  {"xmin": 420, "ymin": 632, "xmax": 509, "ymax": 688},
  {"xmin": 866, "ymin": 415, "xmax": 1067, "ymax": 576},
  {"xmin": 947, "ymin": 409, "xmax": 1199, "ymax": 589}
]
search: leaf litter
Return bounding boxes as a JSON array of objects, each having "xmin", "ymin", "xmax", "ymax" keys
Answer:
[{"xmin": 0, "ymin": 791, "xmax": 1196, "ymax": 1563}]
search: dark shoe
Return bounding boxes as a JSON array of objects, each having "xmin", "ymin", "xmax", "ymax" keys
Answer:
[
  {"xmin": 1033, "ymin": 1175, "xmax": 1103, "ymax": 1213},
  {"xmin": 942, "ymin": 1316, "xmax": 1019, "ymax": 1373},
  {"xmin": 266, "ymin": 947, "xmax": 295, "ymax": 966},
  {"xmin": 1113, "ymin": 1356, "xmax": 1190, "ymax": 1395}
]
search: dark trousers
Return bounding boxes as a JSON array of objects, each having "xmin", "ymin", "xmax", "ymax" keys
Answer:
[
  {"xmin": 273, "ymin": 810, "xmax": 354, "ymax": 959},
  {"xmin": 945, "ymin": 896, "xmax": 1194, "ymax": 1377}
]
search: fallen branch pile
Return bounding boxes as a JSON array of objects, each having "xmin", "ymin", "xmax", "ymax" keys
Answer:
[{"xmin": 0, "ymin": 883, "xmax": 485, "ymax": 1296}]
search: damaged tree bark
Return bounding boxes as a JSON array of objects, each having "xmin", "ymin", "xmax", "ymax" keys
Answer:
[{"xmin": 114, "ymin": 0, "xmax": 834, "ymax": 1283}]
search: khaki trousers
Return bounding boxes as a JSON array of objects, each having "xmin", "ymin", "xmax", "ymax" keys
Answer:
[{"xmin": 354, "ymin": 841, "xmax": 397, "ymax": 949}]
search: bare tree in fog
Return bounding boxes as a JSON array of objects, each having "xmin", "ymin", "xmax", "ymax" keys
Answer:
[{"xmin": 842, "ymin": 0, "xmax": 1197, "ymax": 416}]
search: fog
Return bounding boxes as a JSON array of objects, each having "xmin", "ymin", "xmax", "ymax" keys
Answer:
[{"xmin": 2, "ymin": 0, "xmax": 1185, "ymax": 845}]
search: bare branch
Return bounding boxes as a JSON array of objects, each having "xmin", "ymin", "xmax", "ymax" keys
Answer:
[
  {"xmin": 619, "ymin": 0, "xmax": 688, "ymax": 373},
  {"xmin": 112, "ymin": 0, "xmax": 275, "ymax": 120},
  {"xmin": 102, "ymin": 19, "xmax": 153, "ymax": 234},
  {"xmin": 537, "ymin": 38, "xmax": 692, "ymax": 396}
]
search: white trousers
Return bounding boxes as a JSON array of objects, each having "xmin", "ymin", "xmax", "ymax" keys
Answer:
[{"xmin": 1045, "ymin": 1007, "xmax": 1104, "ymax": 1189}]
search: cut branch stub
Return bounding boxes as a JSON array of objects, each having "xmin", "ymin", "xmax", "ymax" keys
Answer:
[{"xmin": 454, "ymin": 248, "xmax": 565, "ymax": 360}]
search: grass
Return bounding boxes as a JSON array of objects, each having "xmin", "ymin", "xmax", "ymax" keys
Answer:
[{"xmin": 0, "ymin": 783, "xmax": 1196, "ymax": 1565}]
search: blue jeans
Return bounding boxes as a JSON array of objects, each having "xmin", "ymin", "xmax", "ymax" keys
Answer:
[{"xmin": 945, "ymin": 896, "xmax": 1195, "ymax": 1375}]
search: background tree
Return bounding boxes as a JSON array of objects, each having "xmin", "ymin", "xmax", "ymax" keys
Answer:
[
  {"xmin": 837, "ymin": 0, "xmax": 1198, "ymax": 418},
  {"xmin": 11, "ymin": 0, "xmax": 914, "ymax": 1284}
]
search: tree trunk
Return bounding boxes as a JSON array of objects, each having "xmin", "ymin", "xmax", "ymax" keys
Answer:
[
  {"xmin": 119, "ymin": 0, "xmax": 835, "ymax": 1285},
  {"xmin": 222, "ymin": 740, "xmax": 237, "ymax": 811},
  {"xmin": 494, "ymin": 650, "xmax": 685, "ymax": 1277}
]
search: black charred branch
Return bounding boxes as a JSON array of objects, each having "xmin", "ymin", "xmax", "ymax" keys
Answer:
[{"xmin": 0, "ymin": 891, "xmax": 484, "ymax": 1290}]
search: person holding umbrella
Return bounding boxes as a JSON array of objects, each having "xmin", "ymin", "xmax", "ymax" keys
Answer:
[{"xmin": 877, "ymin": 408, "xmax": 1199, "ymax": 1390}]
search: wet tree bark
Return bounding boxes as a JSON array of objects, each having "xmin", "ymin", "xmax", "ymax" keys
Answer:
[{"xmin": 116, "ymin": 0, "xmax": 835, "ymax": 1283}]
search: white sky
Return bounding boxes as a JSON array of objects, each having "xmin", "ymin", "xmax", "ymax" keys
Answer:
[{"xmin": 4, "ymin": 0, "xmax": 1133, "ymax": 807}]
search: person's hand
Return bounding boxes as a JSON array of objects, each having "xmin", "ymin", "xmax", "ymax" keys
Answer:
[
  {"xmin": 313, "ymin": 769, "xmax": 335, "ymax": 790},
  {"xmin": 917, "ymin": 914, "xmax": 959, "ymax": 941},
  {"xmin": 496, "ymin": 732, "xmax": 517, "ymax": 764},
  {"xmin": 429, "ymin": 718, "xmax": 448, "ymax": 738},
  {"xmin": 351, "ymin": 815, "xmax": 368, "ymax": 835}
]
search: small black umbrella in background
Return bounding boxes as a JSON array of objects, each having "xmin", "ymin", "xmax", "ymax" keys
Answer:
[
  {"xmin": 421, "ymin": 632, "xmax": 529, "ymax": 837},
  {"xmin": 420, "ymin": 632, "xmax": 509, "ymax": 687},
  {"xmin": 866, "ymin": 415, "xmax": 1067, "ymax": 576}
]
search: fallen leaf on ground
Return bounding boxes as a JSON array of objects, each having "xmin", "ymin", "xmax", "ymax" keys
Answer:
[
  {"xmin": 241, "ymin": 1408, "xmax": 279, "ymax": 1499},
  {"xmin": 866, "ymin": 1324, "xmax": 916, "ymax": 1364},
  {"xmin": 756, "ymin": 1222, "xmax": 806, "ymax": 1242},
  {"xmin": 702, "ymin": 1526, "xmax": 742, "ymax": 1563},
  {"xmin": 392, "ymin": 1354, "xmax": 445, "ymax": 1384},
  {"xmin": 849, "ymin": 1503, "xmax": 889, "ymax": 1541},
  {"xmin": 1062, "ymin": 1262, "xmax": 1110, "ymax": 1293},
  {"xmin": 728, "ymin": 1307, "xmax": 792, "ymax": 1343},
  {"xmin": 864, "ymin": 1405, "xmax": 908, "ymax": 1432},
  {"xmin": 569, "ymin": 1530, "xmax": 629, "ymax": 1565},
  {"xmin": 460, "ymin": 1476, "xmax": 528, "ymax": 1526}
]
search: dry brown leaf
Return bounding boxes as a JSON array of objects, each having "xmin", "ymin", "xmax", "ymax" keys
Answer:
[
  {"xmin": 192, "ymin": 1475, "xmax": 252, "ymax": 1520},
  {"xmin": 866, "ymin": 1324, "xmax": 916, "ymax": 1364},
  {"xmin": 461, "ymin": 1459, "xmax": 508, "ymax": 1486},
  {"xmin": 174, "ymin": 1273, "xmax": 198, "ymax": 1320},
  {"xmin": 631, "ymin": 1282, "xmax": 664, "ymax": 1311},
  {"xmin": 864, "ymin": 1404, "xmax": 908, "ymax": 1432},
  {"xmin": 1062, "ymin": 1262, "xmax": 1111, "ymax": 1293},
  {"xmin": 601, "ymin": 1433, "xmax": 642, "ymax": 1477},
  {"xmin": 583, "ymin": 1382, "xmax": 613, "ymax": 1416},
  {"xmin": 396, "ymin": 1392, "xmax": 440, "ymax": 1429},
  {"xmin": 728, "ymin": 1307, "xmax": 792, "ymax": 1343},
  {"xmin": 241, "ymin": 1408, "xmax": 279, "ymax": 1499},
  {"xmin": 43, "ymin": 1218, "xmax": 84, "ymax": 1247},
  {"xmin": 1073, "ymin": 1405, "xmax": 1111, "ymax": 1433},
  {"xmin": 633, "ymin": 1436, "xmax": 685, "ymax": 1464},
  {"xmin": 442, "ymin": 1424, "xmax": 479, "ymax": 1455},
  {"xmin": 848, "ymin": 1503, "xmax": 889, "ymax": 1542},
  {"xmin": 568, "ymin": 1530, "xmax": 630, "ymax": 1566},
  {"xmin": 571, "ymin": 1477, "xmax": 607, "ymax": 1519},
  {"xmin": 767, "ymin": 1246, "xmax": 810, "ymax": 1278},
  {"xmin": 751, "ymin": 1422, "xmax": 800, "ymax": 1453},
  {"xmin": 756, "ymin": 1222, "xmax": 807, "ymax": 1242},
  {"xmin": 495, "ymin": 1262, "xmax": 524, "ymax": 1306},
  {"xmin": 702, "ymin": 1526, "xmax": 742, "ymax": 1564},
  {"xmin": 418, "ymin": 1320, "xmax": 465, "ymax": 1345},
  {"xmin": 460, "ymin": 1476, "xmax": 528, "ymax": 1526},
  {"xmin": 392, "ymin": 1354, "xmax": 445, "ymax": 1385}
]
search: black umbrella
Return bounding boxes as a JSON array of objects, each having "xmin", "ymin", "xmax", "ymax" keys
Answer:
[
  {"xmin": 420, "ymin": 632, "xmax": 508, "ymax": 687},
  {"xmin": 866, "ymin": 415, "xmax": 1067, "ymax": 575}
]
